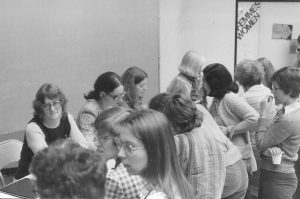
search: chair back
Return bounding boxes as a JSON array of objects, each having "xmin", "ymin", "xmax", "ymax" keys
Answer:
[{"xmin": 0, "ymin": 139, "xmax": 23, "ymax": 187}]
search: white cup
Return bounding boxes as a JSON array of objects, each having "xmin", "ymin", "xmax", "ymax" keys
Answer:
[{"xmin": 272, "ymin": 152, "xmax": 284, "ymax": 165}]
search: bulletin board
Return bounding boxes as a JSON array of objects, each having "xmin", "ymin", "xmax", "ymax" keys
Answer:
[{"xmin": 236, "ymin": 0, "xmax": 300, "ymax": 69}]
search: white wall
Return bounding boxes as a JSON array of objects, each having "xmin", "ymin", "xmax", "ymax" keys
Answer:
[
  {"xmin": 0, "ymin": 0, "xmax": 237, "ymax": 135},
  {"xmin": 0, "ymin": 0, "xmax": 159, "ymax": 135},
  {"xmin": 159, "ymin": 0, "xmax": 236, "ymax": 92}
]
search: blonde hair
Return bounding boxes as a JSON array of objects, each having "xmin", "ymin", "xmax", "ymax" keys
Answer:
[{"xmin": 178, "ymin": 50, "xmax": 206, "ymax": 78}]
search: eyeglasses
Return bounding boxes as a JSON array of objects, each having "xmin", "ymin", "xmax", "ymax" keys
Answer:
[
  {"xmin": 42, "ymin": 100, "xmax": 61, "ymax": 110},
  {"xmin": 117, "ymin": 142, "xmax": 144, "ymax": 154},
  {"xmin": 109, "ymin": 92, "xmax": 126, "ymax": 101}
]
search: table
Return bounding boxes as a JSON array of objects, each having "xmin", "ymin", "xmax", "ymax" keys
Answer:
[{"xmin": 0, "ymin": 175, "xmax": 36, "ymax": 199}]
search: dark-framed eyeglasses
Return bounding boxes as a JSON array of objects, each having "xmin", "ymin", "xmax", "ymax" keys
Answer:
[
  {"xmin": 42, "ymin": 100, "xmax": 61, "ymax": 110},
  {"xmin": 109, "ymin": 92, "xmax": 126, "ymax": 101},
  {"xmin": 116, "ymin": 142, "xmax": 144, "ymax": 154}
]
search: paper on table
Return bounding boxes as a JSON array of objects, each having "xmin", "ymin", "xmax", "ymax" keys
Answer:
[{"xmin": 0, "ymin": 190, "xmax": 19, "ymax": 198}]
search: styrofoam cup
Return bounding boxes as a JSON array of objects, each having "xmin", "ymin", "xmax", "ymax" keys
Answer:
[{"xmin": 272, "ymin": 152, "xmax": 283, "ymax": 165}]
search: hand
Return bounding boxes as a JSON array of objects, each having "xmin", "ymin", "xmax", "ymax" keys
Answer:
[
  {"xmin": 262, "ymin": 147, "xmax": 283, "ymax": 157},
  {"xmin": 219, "ymin": 126, "xmax": 229, "ymax": 136},
  {"xmin": 260, "ymin": 95, "xmax": 273, "ymax": 117}
]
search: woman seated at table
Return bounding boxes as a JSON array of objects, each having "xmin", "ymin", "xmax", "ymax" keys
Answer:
[
  {"xmin": 121, "ymin": 66, "xmax": 148, "ymax": 110},
  {"xmin": 30, "ymin": 139, "xmax": 107, "ymax": 199},
  {"xmin": 14, "ymin": 83, "xmax": 88, "ymax": 180},
  {"xmin": 117, "ymin": 109, "xmax": 195, "ymax": 199},
  {"xmin": 77, "ymin": 72, "xmax": 125, "ymax": 149}
]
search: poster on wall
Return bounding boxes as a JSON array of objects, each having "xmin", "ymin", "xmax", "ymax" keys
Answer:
[
  {"xmin": 236, "ymin": 2, "xmax": 260, "ymax": 40},
  {"xmin": 236, "ymin": 2, "xmax": 261, "ymax": 62},
  {"xmin": 272, "ymin": 24, "xmax": 293, "ymax": 40}
]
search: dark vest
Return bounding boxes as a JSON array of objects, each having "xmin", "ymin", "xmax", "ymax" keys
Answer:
[{"xmin": 14, "ymin": 114, "xmax": 70, "ymax": 179}]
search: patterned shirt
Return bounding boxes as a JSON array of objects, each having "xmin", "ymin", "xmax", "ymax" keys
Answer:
[
  {"xmin": 139, "ymin": 182, "xmax": 182, "ymax": 199},
  {"xmin": 77, "ymin": 99, "xmax": 102, "ymax": 148},
  {"xmin": 105, "ymin": 163, "xmax": 147, "ymax": 199},
  {"xmin": 139, "ymin": 183, "xmax": 167, "ymax": 199}
]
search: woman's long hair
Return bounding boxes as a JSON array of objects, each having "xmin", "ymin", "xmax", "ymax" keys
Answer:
[
  {"xmin": 119, "ymin": 109, "xmax": 195, "ymax": 199},
  {"xmin": 121, "ymin": 66, "xmax": 147, "ymax": 109}
]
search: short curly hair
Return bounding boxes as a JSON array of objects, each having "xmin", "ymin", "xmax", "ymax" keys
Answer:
[
  {"xmin": 30, "ymin": 139, "xmax": 107, "ymax": 199},
  {"xmin": 235, "ymin": 59, "xmax": 263, "ymax": 88}
]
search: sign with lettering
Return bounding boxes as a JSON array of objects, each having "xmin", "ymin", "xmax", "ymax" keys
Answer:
[{"xmin": 237, "ymin": 2, "xmax": 260, "ymax": 40}]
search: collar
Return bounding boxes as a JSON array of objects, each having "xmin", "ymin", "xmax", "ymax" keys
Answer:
[{"xmin": 284, "ymin": 100, "xmax": 300, "ymax": 115}]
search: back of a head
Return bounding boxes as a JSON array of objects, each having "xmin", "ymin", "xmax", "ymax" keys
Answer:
[
  {"xmin": 94, "ymin": 106, "xmax": 133, "ymax": 138},
  {"xmin": 148, "ymin": 92, "xmax": 170, "ymax": 113},
  {"xmin": 164, "ymin": 93, "xmax": 203, "ymax": 134},
  {"xmin": 30, "ymin": 139, "xmax": 107, "ymax": 199},
  {"xmin": 235, "ymin": 59, "xmax": 263, "ymax": 88},
  {"xmin": 203, "ymin": 63, "xmax": 239, "ymax": 99},
  {"xmin": 271, "ymin": 66, "xmax": 300, "ymax": 98},
  {"xmin": 256, "ymin": 57, "xmax": 275, "ymax": 89},
  {"xmin": 178, "ymin": 50, "xmax": 206, "ymax": 78},
  {"xmin": 85, "ymin": 72, "xmax": 122, "ymax": 100}
]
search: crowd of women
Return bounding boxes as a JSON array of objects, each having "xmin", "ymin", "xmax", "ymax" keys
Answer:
[{"xmin": 13, "ymin": 48, "xmax": 300, "ymax": 199}]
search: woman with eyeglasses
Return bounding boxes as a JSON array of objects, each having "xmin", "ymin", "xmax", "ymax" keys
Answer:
[
  {"xmin": 121, "ymin": 66, "xmax": 148, "ymax": 110},
  {"xmin": 94, "ymin": 106, "xmax": 148, "ymax": 199},
  {"xmin": 77, "ymin": 72, "xmax": 125, "ymax": 149},
  {"xmin": 256, "ymin": 67, "xmax": 300, "ymax": 199},
  {"xmin": 14, "ymin": 83, "xmax": 88, "ymax": 180},
  {"xmin": 117, "ymin": 109, "xmax": 195, "ymax": 199}
]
